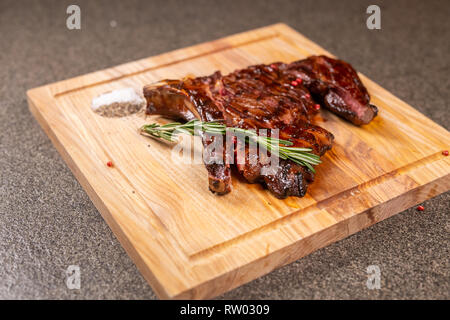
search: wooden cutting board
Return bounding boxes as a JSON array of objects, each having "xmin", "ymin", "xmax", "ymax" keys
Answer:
[{"xmin": 27, "ymin": 24, "xmax": 450, "ymax": 299}]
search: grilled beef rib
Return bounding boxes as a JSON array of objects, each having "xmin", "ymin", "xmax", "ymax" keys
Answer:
[{"xmin": 143, "ymin": 55, "xmax": 376, "ymax": 198}]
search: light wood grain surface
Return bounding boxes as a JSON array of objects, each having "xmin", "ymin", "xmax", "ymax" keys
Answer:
[{"xmin": 27, "ymin": 24, "xmax": 450, "ymax": 299}]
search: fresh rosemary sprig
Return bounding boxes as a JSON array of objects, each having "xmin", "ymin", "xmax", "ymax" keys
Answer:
[{"xmin": 140, "ymin": 119, "xmax": 321, "ymax": 172}]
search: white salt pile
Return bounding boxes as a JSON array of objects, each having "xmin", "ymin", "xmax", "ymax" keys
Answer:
[{"xmin": 91, "ymin": 87, "xmax": 145, "ymax": 117}]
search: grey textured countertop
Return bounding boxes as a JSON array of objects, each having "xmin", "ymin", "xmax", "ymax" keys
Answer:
[{"xmin": 1, "ymin": 0, "xmax": 449, "ymax": 299}]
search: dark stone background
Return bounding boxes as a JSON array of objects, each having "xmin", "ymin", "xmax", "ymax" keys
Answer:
[{"xmin": 0, "ymin": 0, "xmax": 448, "ymax": 299}]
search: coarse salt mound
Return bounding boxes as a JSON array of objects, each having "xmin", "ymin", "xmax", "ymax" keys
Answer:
[{"xmin": 91, "ymin": 88, "xmax": 145, "ymax": 117}]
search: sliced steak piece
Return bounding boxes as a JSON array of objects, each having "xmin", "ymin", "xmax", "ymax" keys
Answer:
[
  {"xmin": 235, "ymin": 140, "xmax": 315, "ymax": 198},
  {"xmin": 282, "ymin": 55, "xmax": 378, "ymax": 125}
]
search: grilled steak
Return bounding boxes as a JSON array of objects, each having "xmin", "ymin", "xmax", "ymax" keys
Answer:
[
  {"xmin": 281, "ymin": 55, "xmax": 378, "ymax": 125},
  {"xmin": 144, "ymin": 66, "xmax": 333, "ymax": 198},
  {"xmin": 214, "ymin": 64, "xmax": 334, "ymax": 198},
  {"xmin": 143, "ymin": 55, "xmax": 376, "ymax": 198}
]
